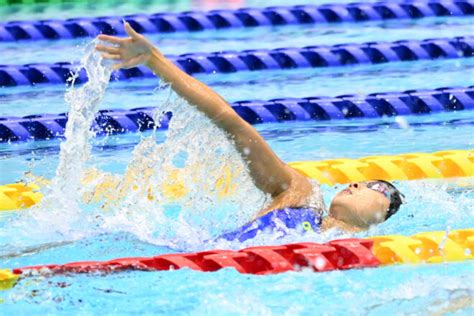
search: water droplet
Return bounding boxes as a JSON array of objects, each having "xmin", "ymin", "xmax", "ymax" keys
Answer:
[
  {"xmin": 315, "ymin": 257, "xmax": 326, "ymax": 270},
  {"xmin": 395, "ymin": 116, "xmax": 410, "ymax": 129}
]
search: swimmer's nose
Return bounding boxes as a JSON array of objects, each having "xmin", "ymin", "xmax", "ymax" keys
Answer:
[{"xmin": 349, "ymin": 183, "xmax": 359, "ymax": 189}]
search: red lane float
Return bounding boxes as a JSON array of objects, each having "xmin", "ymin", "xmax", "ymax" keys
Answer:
[
  {"xmin": 13, "ymin": 239, "xmax": 379, "ymax": 276},
  {"xmin": 11, "ymin": 229, "xmax": 472, "ymax": 280}
]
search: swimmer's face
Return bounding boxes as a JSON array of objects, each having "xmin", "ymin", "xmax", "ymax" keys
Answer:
[{"xmin": 329, "ymin": 182, "xmax": 390, "ymax": 228}]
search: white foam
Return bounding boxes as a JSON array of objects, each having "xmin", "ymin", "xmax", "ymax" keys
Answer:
[
  {"xmin": 7, "ymin": 40, "xmax": 269, "ymax": 250},
  {"xmin": 10, "ymin": 41, "xmax": 112, "ymax": 245}
]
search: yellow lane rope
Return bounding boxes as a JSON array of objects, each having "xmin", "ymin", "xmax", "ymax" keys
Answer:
[{"xmin": 1, "ymin": 149, "xmax": 472, "ymax": 211}]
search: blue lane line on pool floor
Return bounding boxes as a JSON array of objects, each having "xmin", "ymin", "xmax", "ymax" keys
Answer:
[
  {"xmin": 0, "ymin": 1, "xmax": 472, "ymax": 42},
  {"xmin": 0, "ymin": 36, "xmax": 473, "ymax": 87},
  {"xmin": 0, "ymin": 85, "xmax": 472, "ymax": 142}
]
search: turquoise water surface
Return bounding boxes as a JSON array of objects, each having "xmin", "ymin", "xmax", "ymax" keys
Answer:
[{"xmin": 1, "ymin": 1, "xmax": 474, "ymax": 314}]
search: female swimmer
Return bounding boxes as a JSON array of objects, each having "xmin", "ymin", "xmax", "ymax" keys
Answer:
[{"xmin": 95, "ymin": 23, "xmax": 404, "ymax": 237}]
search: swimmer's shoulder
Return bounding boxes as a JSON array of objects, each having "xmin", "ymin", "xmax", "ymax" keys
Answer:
[{"xmin": 256, "ymin": 175, "xmax": 324, "ymax": 218}]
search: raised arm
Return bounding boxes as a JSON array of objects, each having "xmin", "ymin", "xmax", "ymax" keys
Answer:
[{"xmin": 96, "ymin": 23, "xmax": 313, "ymax": 211}]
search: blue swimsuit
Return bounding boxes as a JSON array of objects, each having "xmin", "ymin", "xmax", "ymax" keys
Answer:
[{"xmin": 218, "ymin": 208, "xmax": 322, "ymax": 243}]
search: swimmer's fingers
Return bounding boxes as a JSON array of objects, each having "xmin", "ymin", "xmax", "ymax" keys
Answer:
[
  {"xmin": 112, "ymin": 55, "xmax": 147, "ymax": 70},
  {"xmin": 97, "ymin": 34, "xmax": 126, "ymax": 45},
  {"xmin": 100, "ymin": 53, "xmax": 121, "ymax": 61},
  {"xmin": 111, "ymin": 63, "xmax": 124, "ymax": 70},
  {"xmin": 97, "ymin": 23, "xmax": 153, "ymax": 70},
  {"xmin": 108, "ymin": 63, "xmax": 125, "ymax": 70},
  {"xmin": 124, "ymin": 22, "xmax": 141, "ymax": 40},
  {"xmin": 95, "ymin": 44, "xmax": 120, "ymax": 55}
]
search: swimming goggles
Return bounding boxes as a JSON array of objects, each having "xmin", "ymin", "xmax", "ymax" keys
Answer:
[{"xmin": 366, "ymin": 181, "xmax": 392, "ymax": 202}]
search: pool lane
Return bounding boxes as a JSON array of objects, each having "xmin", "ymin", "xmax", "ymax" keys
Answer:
[
  {"xmin": 1, "ymin": 58, "xmax": 472, "ymax": 117},
  {"xmin": 1, "ymin": 0, "xmax": 386, "ymax": 22},
  {"xmin": 1, "ymin": 109, "xmax": 473, "ymax": 184},
  {"xmin": 1, "ymin": 17, "xmax": 472, "ymax": 65}
]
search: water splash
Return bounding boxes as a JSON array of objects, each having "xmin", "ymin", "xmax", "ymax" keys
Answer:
[
  {"xmin": 6, "ymin": 42, "xmax": 473, "ymax": 255},
  {"xmin": 55, "ymin": 41, "xmax": 112, "ymax": 196},
  {"xmin": 8, "ymin": 41, "xmax": 112, "ymax": 245},
  {"xmin": 99, "ymin": 91, "xmax": 269, "ymax": 248},
  {"xmin": 6, "ymin": 40, "xmax": 269, "ymax": 251}
]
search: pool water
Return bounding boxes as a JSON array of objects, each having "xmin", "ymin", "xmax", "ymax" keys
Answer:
[
  {"xmin": 1, "ymin": 1, "xmax": 474, "ymax": 314},
  {"xmin": 2, "ymin": 16, "xmax": 473, "ymax": 65},
  {"xmin": 0, "ymin": 0, "xmax": 425, "ymax": 22}
]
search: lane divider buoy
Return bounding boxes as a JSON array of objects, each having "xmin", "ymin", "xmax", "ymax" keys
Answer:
[
  {"xmin": 2, "ymin": 228, "xmax": 471, "ymax": 290},
  {"xmin": 1, "ymin": 85, "xmax": 473, "ymax": 142},
  {"xmin": 1, "ymin": 36, "xmax": 473, "ymax": 87},
  {"xmin": 0, "ymin": 1, "xmax": 472, "ymax": 42},
  {"xmin": 1, "ymin": 149, "xmax": 472, "ymax": 211}
]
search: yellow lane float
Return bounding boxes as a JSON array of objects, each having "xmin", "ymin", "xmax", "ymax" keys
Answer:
[
  {"xmin": 1, "ymin": 149, "xmax": 472, "ymax": 211},
  {"xmin": 369, "ymin": 229, "xmax": 473, "ymax": 264},
  {"xmin": 0, "ymin": 183, "xmax": 42, "ymax": 211},
  {"xmin": 0, "ymin": 269, "xmax": 19, "ymax": 291},
  {"xmin": 289, "ymin": 149, "xmax": 473, "ymax": 185}
]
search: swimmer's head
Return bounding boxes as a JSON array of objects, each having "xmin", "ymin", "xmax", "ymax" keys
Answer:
[{"xmin": 329, "ymin": 180, "xmax": 404, "ymax": 228}]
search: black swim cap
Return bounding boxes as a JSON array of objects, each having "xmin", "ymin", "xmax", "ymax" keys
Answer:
[{"xmin": 377, "ymin": 180, "xmax": 405, "ymax": 220}]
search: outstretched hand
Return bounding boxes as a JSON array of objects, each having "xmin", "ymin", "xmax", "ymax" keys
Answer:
[{"xmin": 96, "ymin": 22, "xmax": 155, "ymax": 70}]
